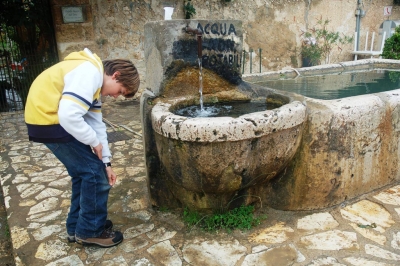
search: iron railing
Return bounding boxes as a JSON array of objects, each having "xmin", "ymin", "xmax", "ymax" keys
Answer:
[
  {"xmin": 241, "ymin": 48, "xmax": 263, "ymax": 74},
  {"xmin": 0, "ymin": 0, "xmax": 58, "ymax": 112}
]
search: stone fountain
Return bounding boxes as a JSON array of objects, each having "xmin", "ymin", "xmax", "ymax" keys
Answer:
[
  {"xmin": 141, "ymin": 20, "xmax": 400, "ymax": 213},
  {"xmin": 140, "ymin": 20, "xmax": 307, "ymax": 212}
]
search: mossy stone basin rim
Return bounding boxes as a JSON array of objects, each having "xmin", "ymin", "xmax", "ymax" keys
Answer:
[{"xmin": 151, "ymin": 99, "xmax": 307, "ymax": 142}]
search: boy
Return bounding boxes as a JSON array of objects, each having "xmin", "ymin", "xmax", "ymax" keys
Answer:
[{"xmin": 24, "ymin": 48, "xmax": 140, "ymax": 248}]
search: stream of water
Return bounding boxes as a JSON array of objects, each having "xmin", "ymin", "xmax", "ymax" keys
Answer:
[
  {"xmin": 174, "ymin": 102, "xmax": 270, "ymax": 118},
  {"xmin": 198, "ymin": 58, "xmax": 204, "ymax": 112}
]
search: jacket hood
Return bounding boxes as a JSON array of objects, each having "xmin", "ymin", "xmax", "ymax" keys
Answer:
[{"xmin": 64, "ymin": 48, "xmax": 103, "ymax": 75}]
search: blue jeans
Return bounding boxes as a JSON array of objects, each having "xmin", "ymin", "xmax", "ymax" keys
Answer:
[{"xmin": 45, "ymin": 139, "xmax": 111, "ymax": 238}]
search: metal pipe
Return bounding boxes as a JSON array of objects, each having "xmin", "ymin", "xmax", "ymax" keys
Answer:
[
  {"xmin": 259, "ymin": 48, "xmax": 262, "ymax": 73},
  {"xmin": 184, "ymin": 25, "xmax": 203, "ymax": 36},
  {"xmin": 242, "ymin": 50, "xmax": 246, "ymax": 74},
  {"xmin": 355, "ymin": 0, "xmax": 363, "ymax": 50},
  {"xmin": 249, "ymin": 48, "xmax": 253, "ymax": 73},
  {"xmin": 103, "ymin": 118, "xmax": 117, "ymax": 131},
  {"xmin": 290, "ymin": 68, "xmax": 301, "ymax": 78},
  {"xmin": 119, "ymin": 125, "xmax": 142, "ymax": 137},
  {"xmin": 184, "ymin": 26, "xmax": 203, "ymax": 58}
]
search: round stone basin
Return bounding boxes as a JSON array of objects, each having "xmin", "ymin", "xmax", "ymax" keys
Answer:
[{"xmin": 151, "ymin": 98, "xmax": 307, "ymax": 210}]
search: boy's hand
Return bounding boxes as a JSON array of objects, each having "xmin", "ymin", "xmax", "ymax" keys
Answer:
[
  {"xmin": 93, "ymin": 143, "xmax": 103, "ymax": 160},
  {"xmin": 105, "ymin": 167, "xmax": 117, "ymax": 186}
]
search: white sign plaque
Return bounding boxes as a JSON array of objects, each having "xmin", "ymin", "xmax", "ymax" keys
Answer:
[
  {"xmin": 384, "ymin": 6, "xmax": 393, "ymax": 16},
  {"xmin": 62, "ymin": 6, "xmax": 85, "ymax": 23}
]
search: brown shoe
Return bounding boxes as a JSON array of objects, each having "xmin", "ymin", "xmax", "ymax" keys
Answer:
[
  {"xmin": 75, "ymin": 229, "xmax": 123, "ymax": 248},
  {"xmin": 68, "ymin": 220, "xmax": 113, "ymax": 243}
]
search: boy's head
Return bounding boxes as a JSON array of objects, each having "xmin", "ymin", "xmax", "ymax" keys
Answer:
[{"xmin": 102, "ymin": 59, "xmax": 140, "ymax": 98}]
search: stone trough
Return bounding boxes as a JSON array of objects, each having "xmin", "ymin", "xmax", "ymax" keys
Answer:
[
  {"xmin": 150, "ymin": 95, "xmax": 306, "ymax": 211},
  {"xmin": 244, "ymin": 59, "xmax": 400, "ymax": 210},
  {"xmin": 140, "ymin": 19, "xmax": 400, "ymax": 212}
]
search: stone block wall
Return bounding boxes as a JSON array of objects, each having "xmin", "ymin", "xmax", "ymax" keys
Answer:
[
  {"xmin": 51, "ymin": 0, "xmax": 96, "ymax": 57},
  {"xmin": 49, "ymin": 0, "xmax": 400, "ymax": 91}
]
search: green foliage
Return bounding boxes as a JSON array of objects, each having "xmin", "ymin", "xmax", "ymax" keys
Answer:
[
  {"xmin": 300, "ymin": 43, "xmax": 322, "ymax": 66},
  {"xmin": 184, "ymin": 0, "xmax": 196, "ymax": 19},
  {"xmin": 158, "ymin": 206, "xmax": 170, "ymax": 212},
  {"xmin": 183, "ymin": 205, "xmax": 264, "ymax": 232},
  {"xmin": 4, "ymin": 222, "xmax": 10, "ymax": 238},
  {"xmin": 301, "ymin": 19, "xmax": 353, "ymax": 65},
  {"xmin": 183, "ymin": 207, "xmax": 201, "ymax": 227},
  {"xmin": 382, "ymin": 27, "xmax": 400, "ymax": 60},
  {"xmin": 388, "ymin": 71, "xmax": 400, "ymax": 83},
  {"xmin": 0, "ymin": 24, "xmax": 19, "ymax": 58}
]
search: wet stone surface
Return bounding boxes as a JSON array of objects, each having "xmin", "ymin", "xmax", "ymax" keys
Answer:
[{"xmin": 0, "ymin": 97, "xmax": 400, "ymax": 265}]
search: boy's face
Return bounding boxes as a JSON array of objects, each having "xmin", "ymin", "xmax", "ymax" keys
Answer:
[{"xmin": 101, "ymin": 71, "xmax": 127, "ymax": 98}]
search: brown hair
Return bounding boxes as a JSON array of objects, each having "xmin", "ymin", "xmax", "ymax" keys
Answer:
[{"xmin": 102, "ymin": 59, "xmax": 140, "ymax": 98}]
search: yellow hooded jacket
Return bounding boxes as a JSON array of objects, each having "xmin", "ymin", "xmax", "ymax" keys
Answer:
[{"xmin": 25, "ymin": 48, "xmax": 111, "ymax": 162}]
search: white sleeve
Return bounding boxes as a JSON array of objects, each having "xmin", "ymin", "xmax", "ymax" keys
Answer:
[
  {"xmin": 84, "ymin": 101, "xmax": 112, "ymax": 163},
  {"xmin": 58, "ymin": 62, "xmax": 103, "ymax": 149}
]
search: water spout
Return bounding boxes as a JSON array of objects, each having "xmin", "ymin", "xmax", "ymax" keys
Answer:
[
  {"xmin": 184, "ymin": 25, "xmax": 202, "ymax": 35},
  {"xmin": 184, "ymin": 26, "xmax": 203, "ymax": 58}
]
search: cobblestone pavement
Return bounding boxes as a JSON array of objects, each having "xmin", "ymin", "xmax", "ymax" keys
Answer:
[
  {"xmin": 1, "ymin": 98, "xmax": 400, "ymax": 265},
  {"xmin": 0, "ymin": 183, "xmax": 14, "ymax": 265}
]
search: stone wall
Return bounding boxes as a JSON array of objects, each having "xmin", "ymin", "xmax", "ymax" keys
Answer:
[
  {"xmin": 51, "ymin": 0, "xmax": 95, "ymax": 57},
  {"xmin": 50, "ymin": 0, "xmax": 400, "ymax": 90}
]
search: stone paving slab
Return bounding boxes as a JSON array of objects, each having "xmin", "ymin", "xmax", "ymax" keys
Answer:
[{"xmin": 1, "ymin": 98, "xmax": 400, "ymax": 265}]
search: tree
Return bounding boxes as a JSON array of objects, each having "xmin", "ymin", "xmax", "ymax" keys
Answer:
[{"xmin": 382, "ymin": 26, "xmax": 400, "ymax": 60}]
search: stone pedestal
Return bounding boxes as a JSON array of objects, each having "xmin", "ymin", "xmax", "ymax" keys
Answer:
[{"xmin": 144, "ymin": 20, "xmax": 243, "ymax": 97}]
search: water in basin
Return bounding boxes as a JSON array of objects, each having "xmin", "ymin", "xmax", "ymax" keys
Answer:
[
  {"xmin": 254, "ymin": 70, "xmax": 400, "ymax": 100},
  {"xmin": 174, "ymin": 101, "xmax": 271, "ymax": 118}
]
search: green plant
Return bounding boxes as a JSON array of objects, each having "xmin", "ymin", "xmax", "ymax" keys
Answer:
[
  {"xmin": 158, "ymin": 206, "xmax": 170, "ymax": 212},
  {"xmin": 183, "ymin": 205, "xmax": 264, "ymax": 232},
  {"xmin": 183, "ymin": 207, "xmax": 202, "ymax": 227},
  {"xmin": 300, "ymin": 42, "xmax": 322, "ymax": 66},
  {"xmin": 0, "ymin": 24, "xmax": 19, "ymax": 58},
  {"xmin": 301, "ymin": 19, "xmax": 353, "ymax": 66},
  {"xmin": 4, "ymin": 222, "xmax": 10, "ymax": 238},
  {"xmin": 184, "ymin": 0, "xmax": 196, "ymax": 19},
  {"xmin": 382, "ymin": 26, "xmax": 400, "ymax": 60},
  {"xmin": 388, "ymin": 71, "xmax": 400, "ymax": 84}
]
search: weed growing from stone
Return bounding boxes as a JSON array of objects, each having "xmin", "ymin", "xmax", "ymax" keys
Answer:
[
  {"xmin": 158, "ymin": 206, "xmax": 170, "ymax": 212},
  {"xmin": 183, "ymin": 0, "xmax": 196, "ymax": 19},
  {"xmin": 4, "ymin": 222, "xmax": 10, "ymax": 238},
  {"xmin": 183, "ymin": 205, "xmax": 264, "ymax": 232}
]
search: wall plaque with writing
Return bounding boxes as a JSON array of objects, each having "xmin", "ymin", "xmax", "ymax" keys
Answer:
[{"xmin": 61, "ymin": 6, "xmax": 85, "ymax": 23}]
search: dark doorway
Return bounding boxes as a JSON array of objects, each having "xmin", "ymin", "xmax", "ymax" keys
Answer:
[{"xmin": 0, "ymin": 0, "xmax": 59, "ymax": 112}]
